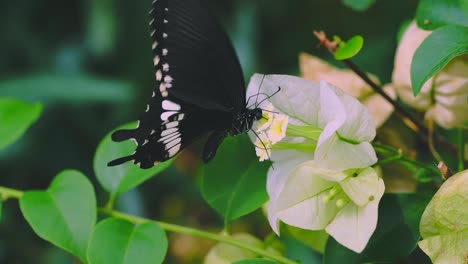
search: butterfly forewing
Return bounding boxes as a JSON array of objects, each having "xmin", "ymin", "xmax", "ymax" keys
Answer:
[
  {"xmin": 108, "ymin": 0, "xmax": 247, "ymax": 169},
  {"xmin": 156, "ymin": 0, "xmax": 245, "ymax": 109}
]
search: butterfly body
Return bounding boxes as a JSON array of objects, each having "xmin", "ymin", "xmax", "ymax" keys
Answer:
[{"xmin": 108, "ymin": 0, "xmax": 262, "ymax": 169}]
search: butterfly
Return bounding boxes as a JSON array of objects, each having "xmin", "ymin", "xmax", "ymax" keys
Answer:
[{"xmin": 107, "ymin": 0, "xmax": 264, "ymax": 169}]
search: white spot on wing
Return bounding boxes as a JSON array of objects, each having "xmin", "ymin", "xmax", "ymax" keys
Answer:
[
  {"xmin": 153, "ymin": 56, "xmax": 160, "ymax": 66},
  {"xmin": 156, "ymin": 70, "xmax": 162, "ymax": 81},
  {"xmin": 162, "ymin": 100, "xmax": 181, "ymax": 111},
  {"xmin": 160, "ymin": 111, "xmax": 177, "ymax": 121},
  {"xmin": 161, "ymin": 127, "xmax": 178, "ymax": 137},
  {"xmin": 164, "ymin": 75, "xmax": 173, "ymax": 83},
  {"xmin": 162, "ymin": 49, "xmax": 168, "ymax": 56},
  {"xmin": 165, "ymin": 121, "xmax": 179, "ymax": 129},
  {"xmin": 165, "ymin": 137, "xmax": 181, "ymax": 150},
  {"xmin": 162, "ymin": 63, "xmax": 169, "ymax": 72},
  {"xmin": 160, "ymin": 83, "xmax": 166, "ymax": 91},
  {"xmin": 163, "ymin": 33, "xmax": 168, "ymax": 38},
  {"xmin": 152, "ymin": 41, "xmax": 158, "ymax": 50},
  {"xmin": 168, "ymin": 144, "xmax": 181, "ymax": 157},
  {"xmin": 160, "ymin": 132, "xmax": 179, "ymax": 144},
  {"xmin": 159, "ymin": 132, "xmax": 179, "ymax": 143}
]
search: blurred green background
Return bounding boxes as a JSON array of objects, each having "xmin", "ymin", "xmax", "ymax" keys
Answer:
[{"xmin": 0, "ymin": 0, "xmax": 418, "ymax": 263}]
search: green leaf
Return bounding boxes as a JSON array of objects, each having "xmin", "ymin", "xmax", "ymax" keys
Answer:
[
  {"xmin": 419, "ymin": 170, "xmax": 468, "ymax": 263},
  {"xmin": 284, "ymin": 226, "xmax": 329, "ymax": 253},
  {"xmin": 201, "ymin": 135, "xmax": 270, "ymax": 222},
  {"xmin": 0, "ymin": 98, "xmax": 43, "ymax": 151},
  {"xmin": 323, "ymin": 194, "xmax": 431, "ymax": 263},
  {"xmin": 205, "ymin": 233, "xmax": 275, "ymax": 264},
  {"xmin": 234, "ymin": 260, "xmax": 279, "ymax": 264},
  {"xmin": 342, "ymin": 0, "xmax": 376, "ymax": 12},
  {"xmin": 94, "ymin": 122, "xmax": 173, "ymax": 194},
  {"xmin": 416, "ymin": 0, "xmax": 468, "ymax": 30},
  {"xmin": 334, "ymin": 35, "xmax": 364, "ymax": 60},
  {"xmin": 19, "ymin": 170, "xmax": 96, "ymax": 262},
  {"xmin": 411, "ymin": 25, "xmax": 468, "ymax": 96},
  {"xmin": 87, "ymin": 218, "xmax": 167, "ymax": 264},
  {"xmin": 397, "ymin": 20, "xmax": 413, "ymax": 44},
  {"xmin": 0, "ymin": 74, "xmax": 134, "ymax": 103}
]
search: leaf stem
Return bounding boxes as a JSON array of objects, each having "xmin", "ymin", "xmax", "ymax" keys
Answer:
[
  {"xmin": 0, "ymin": 186, "xmax": 24, "ymax": 201},
  {"xmin": 373, "ymin": 143, "xmax": 442, "ymax": 177},
  {"xmin": 0, "ymin": 185, "xmax": 296, "ymax": 264},
  {"xmin": 105, "ymin": 192, "xmax": 117, "ymax": 210},
  {"xmin": 458, "ymin": 128, "xmax": 465, "ymax": 172},
  {"xmin": 99, "ymin": 208, "xmax": 297, "ymax": 264}
]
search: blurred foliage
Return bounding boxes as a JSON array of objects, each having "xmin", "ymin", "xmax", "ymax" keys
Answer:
[{"xmin": 0, "ymin": 0, "xmax": 421, "ymax": 263}]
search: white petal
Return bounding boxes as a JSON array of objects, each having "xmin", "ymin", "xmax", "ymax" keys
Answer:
[
  {"xmin": 247, "ymin": 74, "xmax": 322, "ymax": 125},
  {"xmin": 266, "ymin": 157, "xmax": 306, "ymax": 234},
  {"xmin": 315, "ymin": 134, "xmax": 377, "ymax": 172},
  {"xmin": 325, "ymin": 178, "xmax": 385, "ymax": 253},
  {"xmin": 316, "ymin": 81, "xmax": 346, "ymax": 148},
  {"xmin": 270, "ymin": 161, "xmax": 339, "ymax": 231},
  {"xmin": 339, "ymin": 167, "xmax": 380, "ymax": 206}
]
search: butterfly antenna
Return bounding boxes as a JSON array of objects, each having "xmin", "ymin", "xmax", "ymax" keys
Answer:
[
  {"xmin": 254, "ymin": 74, "xmax": 267, "ymax": 108},
  {"xmin": 256, "ymin": 86, "xmax": 281, "ymax": 107},
  {"xmin": 246, "ymin": 92, "xmax": 270, "ymax": 108},
  {"xmin": 260, "ymin": 109, "xmax": 279, "ymax": 115}
]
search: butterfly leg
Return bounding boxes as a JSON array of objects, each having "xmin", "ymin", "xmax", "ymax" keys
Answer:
[{"xmin": 203, "ymin": 130, "xmax": 228, "ymax": 163}]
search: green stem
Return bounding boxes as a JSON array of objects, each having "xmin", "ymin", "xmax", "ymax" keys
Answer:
[
  {"xmin": 0, "ymin": 185, "xmax": 296, "ymax": 264},
  {"xmin": 105, "ymin": 192, "xmax": 117, "ymax": 210},
  {"xmin": 0, "ymin": 186, "xmax": 24, "ymax": 201},
  {"xmin": 99, "ymin": 208, "xmax": 297, "ymax": 264},
  {"xmin": 373, "ymin": 143, "xmax": 442, "ymax": 178},
  {"xmin": 273, "ymin": 142, "xmax": 316, "ymax": 152},
  {"xmin": 458, "ymin": 128, "xmax": 465, "ymax": 172},
  {"xmin": 336, "ymin": 132, "xmax": 360, "ymax": 145}
]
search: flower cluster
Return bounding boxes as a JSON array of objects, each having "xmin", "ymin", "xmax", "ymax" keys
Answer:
[
  {"xmin": 247, "ymin": 74, "xmax": 383, "ymax": 253},
  {"xmin": 392, "ymin": 21, "xmax": 468, "ymax": 129},
  {"xmin": 251, "ymin": 103, "xmax": 289, "ymax": 161}
]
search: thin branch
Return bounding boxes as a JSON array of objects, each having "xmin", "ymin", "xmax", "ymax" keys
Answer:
[
  {"xmin": 99, "ymin": 208, "xmax": 298, "ymax": 264},
  {"xmin": 0, "ymin": 185, "xmax": 297, "ymax": 264},
  {"xmin": 313, "ymin": 30, "xmax": 456, "ymax": 154}
]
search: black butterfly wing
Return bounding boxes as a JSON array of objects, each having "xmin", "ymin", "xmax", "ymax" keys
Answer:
[
  {"xmin": 154, "ymin": 0, "xmax": 246, "ymax": 110},
  {"xmin": 108, "ymin": 0, "xmax": 245, "ymax": 169}
]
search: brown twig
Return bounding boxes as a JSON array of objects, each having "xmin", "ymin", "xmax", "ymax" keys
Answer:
[{"xmin": 313, "ymin": 31, "xmax": 456, "ymax": 156}]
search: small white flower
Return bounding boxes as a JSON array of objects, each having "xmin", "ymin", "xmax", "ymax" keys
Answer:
[
  {"xmin": 255, "ymin": 102, "xmax": 275, "ymax": 131},
  {"xmin": 392, "ymin": 21, "xmax": 468, "ymax": 129},
  {"xmin": 247, "ymin": 74, "xmax": 377, "ymax": 172},
  {"xmin": 267, "ymin": 114, "xmax": 289, "ymax": 144},
  {"xmin": 254, "ymin": 132, "xmax": 272, "ymax": 162}
]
